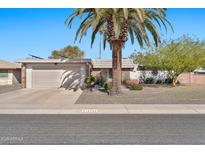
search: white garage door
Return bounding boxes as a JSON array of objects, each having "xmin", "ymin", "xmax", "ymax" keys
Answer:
[
  {"xmin": 32, "ymin": 69, "xmax": 63, "ymax": 88},
  {"xmin": 31, "ymin": 65, "xmax": 85, "ymax": 89}
]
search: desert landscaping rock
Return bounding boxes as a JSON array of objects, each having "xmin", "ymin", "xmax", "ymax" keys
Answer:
[{"xmin": 76, "ymin": 85, "xmax": 205, "ymax": 104}]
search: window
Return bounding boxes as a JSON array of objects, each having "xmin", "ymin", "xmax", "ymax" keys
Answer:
[{"xmin": 0, "ymin": 70, "xmax": 8, "ymax": 77}]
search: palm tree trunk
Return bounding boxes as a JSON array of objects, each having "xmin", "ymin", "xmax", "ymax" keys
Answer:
[
  {"xmin": 99, "ymin": 34, "xmax": 102, "ymax": 59},
  {"xmin": 111, "ymin": 40, "xmax": 122, "ymax": 95}
]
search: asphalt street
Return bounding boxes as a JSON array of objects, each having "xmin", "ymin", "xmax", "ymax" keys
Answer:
[{"xmin": 0, "ymin": 114, "xmax": 205, "ymax": 144}]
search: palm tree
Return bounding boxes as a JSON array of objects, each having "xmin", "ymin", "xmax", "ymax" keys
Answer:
[
  {"xmin": 65, "ymin": 8, "xmax": 172, "ymax": 94},
  {"xmin": 99, "ymin": 27, "xmax": 104, "ymax": 59}
]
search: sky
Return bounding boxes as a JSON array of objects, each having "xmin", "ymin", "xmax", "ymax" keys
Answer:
[{"xmin": 0, "ymin": 8, "xmax": 205, "ymax": 62}]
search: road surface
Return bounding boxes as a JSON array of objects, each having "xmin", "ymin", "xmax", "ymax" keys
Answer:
[{"xmin": 0, "ymin": 114, "xmax": 205, "ymax": 144}]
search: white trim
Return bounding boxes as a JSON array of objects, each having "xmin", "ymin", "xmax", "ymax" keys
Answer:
[
  {"xmin": 26, "ymin": 68, "xmax": 32, "ymax": 88},
  {"xmin": 80, "ymin": 65, "xmax": 86, "ymax": 87},
  {"xmin": 16, "ymin": 58, "xmax": 91, "ymax": 64}
]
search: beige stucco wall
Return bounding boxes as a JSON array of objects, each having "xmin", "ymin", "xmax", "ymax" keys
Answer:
[
  {"xmin": 122, "ymin": 70, "xmax": 130, "ymax": 80},
  {"xmin": 92, "ymin": 68, "xmax": 132, "ymax": 81}
]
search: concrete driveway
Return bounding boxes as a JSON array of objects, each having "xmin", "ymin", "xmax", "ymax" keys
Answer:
[
  {"xmin": 0, "ymin": 84, "xmax": 22, "ymax": 94},
  {"xmin": 0, "ymin": 88, "xmax": 83, "ymax": 109}
]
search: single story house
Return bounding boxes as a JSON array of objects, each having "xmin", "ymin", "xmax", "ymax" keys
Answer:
[
  {"xmin": 16, "ymin": 58, "xmax": 134, "ymax": 89},
  {"xmin": 15, "ymin": 57, "xmax": 205, "ymax": 89},
  {"xmin": 16, "ymin": 59, "xmax": 92, "ymax": 89},
  {"xmin": 0, "ymin": 59, "xmax": 21, "ymax": 85},
  {"xmin": 91, "ymin": 59, "xmax": 135, "ymax": 81}
]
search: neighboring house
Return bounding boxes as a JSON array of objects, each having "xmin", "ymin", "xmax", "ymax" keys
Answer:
[
  {"xmin": 177, "ymin": 67, "xmax": 205, "ymax": 84},
  {"xmin": 91, "ymin": 59, "xmax": 135, "ymax": 81},
  {"xmin": 0, "ymin": 59, "xmax": 21, "ymax": 85},
  {"xmin": 17, "ymin": 59, "xmax": 91, "ymax": 89}
]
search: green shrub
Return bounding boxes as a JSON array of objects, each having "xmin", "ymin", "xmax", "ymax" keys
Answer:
[
  {"xmin": 95, "ymin": 76, "xmax": 107, "ymax": 87},
  {"xmin": 164, "ymin": 77, "xmax": 173, "ymax": 84},
  {"xmin": 84, "ymin": 75, "xmax": 96, "ymax": 85},
  {"xmin": 90, "ymin": 75, "xmax": 96, "ymax": 83},
  {"xmin": 127, "ymin": 83, "xmax": 143, "ymax": 90},
  {"xmin": 104, "ymin": 82, "xmax": 112, "ymax": 91},
  {"xmin": 156, "ymin": 79, "xmax": 162, "ymax": 84},
  {"xmin": 145, "ymin": 77, "xmax": 154, "ymax": 84},
  {"xmin": 84, "ymin": 77, "xmax": 91, "ymax": 84}
]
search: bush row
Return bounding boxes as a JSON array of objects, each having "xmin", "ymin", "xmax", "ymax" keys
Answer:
[{"xmin": 85, "ymin": 76, "xmax": 144, "ymax": 91}]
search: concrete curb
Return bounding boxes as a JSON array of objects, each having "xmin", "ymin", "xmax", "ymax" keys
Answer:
[{"xmin": 0, "ymin": 104, "xmax": 205, "ymax": 114}]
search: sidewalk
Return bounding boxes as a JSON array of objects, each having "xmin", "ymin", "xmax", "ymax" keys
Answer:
[{"xmin": 0, "ymin": 104, "xmax": 205, "ymax": 114}]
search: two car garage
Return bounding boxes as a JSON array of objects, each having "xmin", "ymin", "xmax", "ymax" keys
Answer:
[
  {"xmin": 19, "ymin": 59, "xmax": 91, "ymax": 89},
  {"xmin": 32, "ymin": 69, "xmax": 65, "ymax": 88}
]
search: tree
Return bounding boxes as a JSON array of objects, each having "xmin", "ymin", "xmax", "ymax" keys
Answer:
[
  {"xmin": 49, "ymin": 45, "xmax": 84, "ymax": 59},
  {"xmin": 158, "ymin": 36, "xmax": 205, "ymax": 85},
  {"xmin": 130, "ymin": 50, "xmax": 159, "ymax": 69},
  {"xmin": 65, "ymin": 8, "xmax": 172, "ymax": 94},
  {"xmin": 130, "ymin": 36, "xmax": 205, "ymax": 86}
]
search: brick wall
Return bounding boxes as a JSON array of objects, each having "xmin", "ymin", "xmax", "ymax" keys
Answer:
[{"xmin": 177, "ymin": 73, "xmax": 205, "ymax": 84}]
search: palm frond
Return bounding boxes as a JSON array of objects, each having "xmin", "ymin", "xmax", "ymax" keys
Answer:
[{"xmin": 65, "ymin": 8, "xmax": 173, "ymax": 49}]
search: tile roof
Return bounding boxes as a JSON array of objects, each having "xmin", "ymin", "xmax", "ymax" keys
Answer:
[
  {"xmin": 16, "ymin": 58, "xmax": 135, "ymax": 69},
  {"xmin": 16, "ymin": 58, "xmax": 91, "ymax": 64},
  {"xmin": 0, "ymin": 59, "xmax": 21, "ymax": 69},
  {"xmin": 92, "ymin": 59, "xmax": 135, "ymax": 69}
]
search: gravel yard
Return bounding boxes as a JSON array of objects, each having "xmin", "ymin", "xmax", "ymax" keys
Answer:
[{"xmin": 76, "ymin": 85, "xmax": 205, "ymax": 104}]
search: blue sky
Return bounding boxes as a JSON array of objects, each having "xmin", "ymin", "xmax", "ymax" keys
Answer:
[{"xmin": 0, "ymin": 8, "xmax": 205, "ymax": 62}]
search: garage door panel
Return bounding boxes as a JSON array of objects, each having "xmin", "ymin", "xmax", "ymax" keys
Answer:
[
  {"xmin": 32, "ymin": 70, "xmax": 62, "ymax": 88},
  {"xmin": 31, "ymin": 65, "xmax": 85, "ymax": 89}
]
